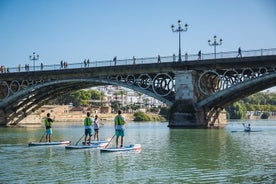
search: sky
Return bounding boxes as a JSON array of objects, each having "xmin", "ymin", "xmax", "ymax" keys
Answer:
[{"xmin": 0, "ymin": 0, "xmax": 276, "ymax": 67}]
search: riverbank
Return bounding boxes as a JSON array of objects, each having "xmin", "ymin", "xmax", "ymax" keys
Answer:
[
  {"xmin": 18, "ymin": 105, "xmax": 165, "ymax": 127},
  {"xmin": 19, "ymin": 112, "xmax": 135, "ymax": 127},
  {"xmin": 13, "ymin": 105, "xmax": 276, "ymax": 127}
]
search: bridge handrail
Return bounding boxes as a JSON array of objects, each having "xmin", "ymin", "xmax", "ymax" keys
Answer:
[{"xmin": 1, "ymin": 48, "xmax": 276, "ymax": 73}]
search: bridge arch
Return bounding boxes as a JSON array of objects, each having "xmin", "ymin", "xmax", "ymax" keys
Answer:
[
  {"xmin": 1, "ymin": 77, "xmax": 174, "ymax": 126},
  {"xmin": 196, "ymin": 72, "xmax": 276, "ymax": 109}
]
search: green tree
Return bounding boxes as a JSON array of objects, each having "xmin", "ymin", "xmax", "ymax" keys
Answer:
[
  {"xmin": 90, "ymin": 90, "xmax": 102, "ymax": 100},
  {"xmin": 227, "ymin": 92, "xmax": 276, "ymax": 119},
  {"xmin": 261, "ymin": 112, "xmax": 270, "ymax": 119},
  {"xmin": 226, "ymin": 102, "xmax": 244, "ymax": 119},
  {"xmin": 133, "ymin": 111, "xmax": 150, "ymax": 121},
  {"xmin": 110, "ymin": 101, "xmax": 120, "ymax": 113}
]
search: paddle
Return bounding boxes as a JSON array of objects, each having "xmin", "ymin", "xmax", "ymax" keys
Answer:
[
  {"xmin": 104, "ymin": 134, "xmax": 116, "ymax": 148},
  {"xmin": 39, "ymin": 132, "xmax": 46, "ymax": 142},
  {"xmin": 75, "ymin": 134, "xmax": 85, "ymax": 146}
]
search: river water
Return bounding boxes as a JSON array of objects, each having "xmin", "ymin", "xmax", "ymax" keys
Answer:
[{"xmin": 0, "ymin": 120, "xmax": 275, "ymax": 184}]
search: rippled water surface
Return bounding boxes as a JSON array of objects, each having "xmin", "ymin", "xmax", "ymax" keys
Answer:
[{"xmin": 0, "ymin": 120, "xmax": 275, "ymax": 183}]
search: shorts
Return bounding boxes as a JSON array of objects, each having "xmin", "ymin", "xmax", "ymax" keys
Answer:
[
  {"xmin": 46, "ymin": 128, "xmax": 52, "ymax": 135},
  {"xmin": 115, "ymin": 129, "xmax": 124, "ymax": 137},
  {"xmin": 85, "ymin": 128, "xmax": 92, "ymax": 136}
]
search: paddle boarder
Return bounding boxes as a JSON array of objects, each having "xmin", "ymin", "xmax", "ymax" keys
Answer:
[
  {"xmin": 114, "ymin": 110, "xmax": 126, "ymax": 148},
  {"xmin": 45, "ymin": 113, "xmax": 54, "ymax": 142},
  {"xmin": 93, "ymin": 115, "xmax": 100, "ymax": 141},
  {"xmin": 84, "ymin": 112, "xmax": 93, "ymax": 145}
]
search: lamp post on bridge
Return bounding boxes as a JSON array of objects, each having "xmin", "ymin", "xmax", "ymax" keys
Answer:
[
  {"xmin": 29, "ymin": 52, "xmax": 39, "ymax": 71},
  {"xmin": 208, "ymin": 35, "xmax": 222, "ymax": 59},
  {"xmin": 171, "ymin": 19, "xmax": 188, "ymax": 62}
]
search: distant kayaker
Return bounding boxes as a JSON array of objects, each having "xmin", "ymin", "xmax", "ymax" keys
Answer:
[
  {"xmin": 45, "ymin": 113, "xmax": 54, "ymax": 142},
  {"xmin": 242, "ymin": 123, "xmax": 251, "ymax": 132},
  {"xmin": 114, "ymin": 110, "xmax": 126, "ymax": 148},
  {"xmin": 93, "ymin": 115, "xmax": 99, "ymax": 141},
  {"xmin": 84, "ymin": 112, "xmax": 93, "ymax": 145}
]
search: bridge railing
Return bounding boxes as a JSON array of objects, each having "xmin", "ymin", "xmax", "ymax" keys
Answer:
[{"xmin": 2, "ymin": 48, "xmax": 276, "ymax": 73}]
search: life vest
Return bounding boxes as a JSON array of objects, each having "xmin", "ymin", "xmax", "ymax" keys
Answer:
[
  {"xmin": 84, "ymin": 117, "xmax": 92, "ymax": 126},
  {"xmin": 115, "ymin": 115, "xmax": 124, "ymax": 126},
  {"xmin": 45, "ymin": 118, "xmax": 52, "ymax": 129}
]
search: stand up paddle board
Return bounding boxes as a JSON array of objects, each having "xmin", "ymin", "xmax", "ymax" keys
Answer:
[
  {"xmin": 82, "ymin": 140, "xmax": 109, "ymax": 145},
  {"xmin": 65, "ymin": 140, "xmax": 108, "ymax": 150},
  {"xmin": 100, "ymin": 144, "xmax": 141, "ymax": 152},
  {"xmin": 28, "ymin": 141, "xmax": 71, "ymax": 146}
]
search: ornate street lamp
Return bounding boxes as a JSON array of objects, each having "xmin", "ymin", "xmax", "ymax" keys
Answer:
[
  {"xmin": 29, "ymin": 52, "xmax": 39, "ymax": 71},
  {"xmin": 208, "ymin": 35, "xmax": 222, "ymax": 59},
  {"xmin": 171, "ymin": 19, "xmax": 188, "ymax": 62}
]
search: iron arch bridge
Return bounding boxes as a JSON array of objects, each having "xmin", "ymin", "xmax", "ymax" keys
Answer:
[
  {"xmin": 0, "ymin": 49, "xmax": 275, "ymax": 126},
  {"xmin": 0, "ymin": 70, "xmax": 177, "ymax": 126}
]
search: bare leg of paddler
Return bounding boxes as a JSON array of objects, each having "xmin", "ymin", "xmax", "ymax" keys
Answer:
[
  {"xmin": 88, "ymin": 136, "xmax": 91, "ymax": 145},
  {"xmin": 121, "ymin": 137, "xmax": 124, "ymax": 147},
  {"xmin": 84, "ymin": 136, "xmax": 87, "ymax": 145},
  {"xmin": 116, "ymin": 137, "xmax": 118, "ymax": 148}
]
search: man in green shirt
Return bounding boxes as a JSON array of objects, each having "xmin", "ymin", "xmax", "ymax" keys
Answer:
[
  {"xmin": 114, "ymin": 110, "xmax": 126, "ymax": 148},
  {"xmin": 45, "ymin": 113, "xmax": 54, "ymax": 142},
  {"xmin": 84, "ymin": 112, "xmax": 93, "ymax": 145}
]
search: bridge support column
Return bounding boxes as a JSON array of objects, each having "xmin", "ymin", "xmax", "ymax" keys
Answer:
[{"xmin": 168, "ymin": 70, "xmax": 227, "ymax": 128}]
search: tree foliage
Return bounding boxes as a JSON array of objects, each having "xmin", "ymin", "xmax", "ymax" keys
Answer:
[
  {"xmin": 133, "ymin": 111, "xmax": 151, "ymax": 121},
  {"xmin": 54, "ymin": 89, "xmax": 102, "ymax": 106},
  {"xmin": 226, "ymin": 92, "xmax": 276, "ymax": 119}
]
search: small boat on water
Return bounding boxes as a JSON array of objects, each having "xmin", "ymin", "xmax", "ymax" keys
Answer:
[
  {"xmin": 28, "ymin": 141, "xmax": 71, "ymax": 146},
  {"xmin": 231, "ymin": 130, "xmax": 262, "ymax": 133},
  {"xmin": 100, "ymin": 144, "xmax": 142, "ymax": 153}
]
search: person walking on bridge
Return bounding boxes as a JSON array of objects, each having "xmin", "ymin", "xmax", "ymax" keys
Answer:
[
  {"xmin": 198, "ymin": 50, "xmax": 202, "ymax": 60},
  {"xmin": 45, "ymin": 113, "xmax": 54, "ymax": 142},
  {"xmin": 113, "ymin": 56, "xmax": 117, "ymax": 66},
  {"xmin": 157, "ymin": 55, "xmax": 161, "ymax": 63},
  {"xmin": 114, "ymin": 110, "xmax": 126, "ymax": 148},
  {"xmin": 237, "ymin": 47, "xmax": 242, "ymax": 58}
]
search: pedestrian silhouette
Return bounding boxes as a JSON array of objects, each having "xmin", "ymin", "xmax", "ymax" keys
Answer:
[
  {"xmin": 237, "ymin": 47, "xmax": 242, "ymax": 58},
  {"xmin": 113, "ymin": 56, "xmax": 117, "ymax": 66},
  {"xmin": 133, "ymin": 56, "xmax": 136, "ymax": 64},
  {"xmin": 185, "ymin": 53, "xmax": 188, "ymax": 61},
  {"xmin": 157, "ymin": 55, "xmax": 161, "ymax": 63},
  {"xmin": 198, "ymin": 50, "xmax": 202, "ymax": 60},
  {"xmin": 60, "ymin": 60, "xmax": 63, "ymax": 69},
  {"xmin": 84, "ymin": 59, "xmax": 87, "ymax": 67}
]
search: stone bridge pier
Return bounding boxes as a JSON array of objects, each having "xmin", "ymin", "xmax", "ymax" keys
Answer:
[{"xmin": 168, "ymin": 71, "xmax": 227, "ymax": 128}]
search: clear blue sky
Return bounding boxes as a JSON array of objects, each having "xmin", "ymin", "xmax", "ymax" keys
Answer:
[{"xmin": 0, "ymin": 0, "xmax": 275, "ymax": 67}]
